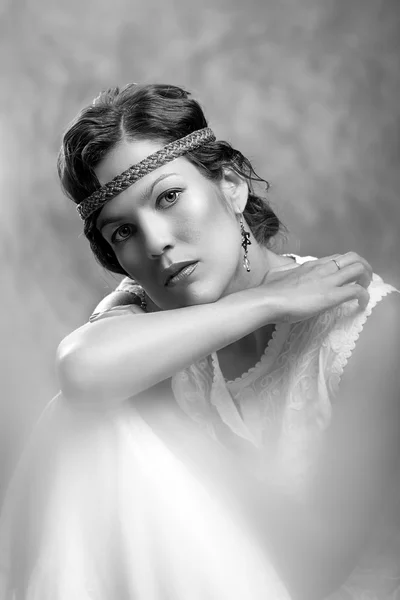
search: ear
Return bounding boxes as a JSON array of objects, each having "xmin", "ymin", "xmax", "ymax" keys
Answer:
[{"xmin": 219, "ymin": 167, "xmax": 249, "ymax": 214}]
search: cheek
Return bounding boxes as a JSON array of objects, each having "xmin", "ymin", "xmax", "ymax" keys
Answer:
[
  {"xmin": 174, "ymin": 216, "xmax": 202, "ymax": 244},
  {"xmin": 114, "ymin": 243, "xmax": 143, "ymax": 277},
  {"xmin": 175, "ymin": 192, "xmax": 232, "ymax": 245}
]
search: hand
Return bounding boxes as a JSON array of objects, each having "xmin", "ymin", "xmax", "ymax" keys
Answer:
[{"xmin": 259, "ymin": 252, "xmax": 373, "ymax": 324}]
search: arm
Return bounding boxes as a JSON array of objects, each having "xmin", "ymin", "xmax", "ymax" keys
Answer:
[
  {"xmin": 57, "ymin": 286, "xmax": 278, "ymax": 404},
  {"xmin": 253, "ymin": 292, "xmax": 400, "ymax": 600},
  {"xmin": 56, "ymin": 255, "xmax": 371, "ymax": 406}
]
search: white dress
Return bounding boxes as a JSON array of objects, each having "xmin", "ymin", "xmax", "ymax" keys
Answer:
[
  {"xmin": 0, "ymin": 362, "xmax": 287, "ymax": 595},
  {"xmin": 0, "ymin": 256, "xmax": 397, "ymax": 599},
  {"xmin": 171, "ymin": 255, "xmax": 400, "ymax": 599}
]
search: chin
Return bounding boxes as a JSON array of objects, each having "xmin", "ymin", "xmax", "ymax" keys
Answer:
[{"xmin": 153, "ymin": 269, "xmax": 231, "ymax": 309}]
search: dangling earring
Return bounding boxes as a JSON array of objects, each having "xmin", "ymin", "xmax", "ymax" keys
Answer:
[{"xmin": 240, "ymin": 214, "xmax": 251, "ymax": 272}]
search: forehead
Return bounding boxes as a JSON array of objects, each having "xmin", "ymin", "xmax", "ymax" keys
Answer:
[
  {"xmin": 95, "ymin": 138, "xmax": 207, "ymax": 187},
  {"xmin": 94, "ymin": 138, "xmax": 210, "ymax": 225},
  {"xmin": 95, "ymin": 138, "xmax": 164, "ymax": 184}
]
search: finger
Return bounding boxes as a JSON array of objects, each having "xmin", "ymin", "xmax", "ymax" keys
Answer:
[
  {"xmin": 331, "ymin": 283, "xmax": 370, "ymax": 310},
  {"xmin": 330, "ymin": 262, "xmax": 372, "ymax": 290},
  {"xmin": 292, "ymin": 254, "xmax": 348, "ymax": 276},
  {"xmin": 313, "ymin": 254, "xmax": 341, "ymax": 265},
  {"xmin": 308, "ymin": 254, "xmax": 346, "ymax": 276},
  {"xmin": 311, "ymin": 253, "xmax": 373, "ymax": 283},
  {"xmin": 335, "ymin": 252, "xmax": 373, "ymax": 280}
]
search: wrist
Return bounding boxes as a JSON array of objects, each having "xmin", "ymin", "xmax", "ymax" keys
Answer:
[{"xmin": 218, "ymin": 286, "xmax": 278, "ymax": 328}]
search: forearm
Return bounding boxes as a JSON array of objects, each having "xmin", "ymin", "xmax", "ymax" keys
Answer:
[{"xmin": 57, "ymin": 287, "xmax": 274, "ymax": 405}]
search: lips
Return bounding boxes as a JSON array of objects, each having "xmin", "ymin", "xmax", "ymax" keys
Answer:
[{"xmin": 163, "ymin": 261, "xmax": 198, "ymax": 286}]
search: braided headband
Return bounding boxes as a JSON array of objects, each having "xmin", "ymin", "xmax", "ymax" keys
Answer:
[{"xmin": 77, "ymin": 127, "xmax": 216, "ymax": 221}]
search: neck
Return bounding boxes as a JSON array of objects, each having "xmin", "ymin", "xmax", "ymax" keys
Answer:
[
  {"xmin": 222, "ymin": 233, "xmax": 295, "ymax": 299},
  {"xmin": 216, "ymin": 236, "xmax": 296, "ymax": 366}
]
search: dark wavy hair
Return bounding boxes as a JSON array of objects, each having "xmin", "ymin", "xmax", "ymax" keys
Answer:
[{"xmin": 58, "ymin": 83, "xmax": 284, "ymax": 276}]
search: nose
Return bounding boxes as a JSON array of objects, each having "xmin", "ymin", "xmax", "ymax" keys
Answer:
[{"xmin": 140, "ymin": 213, "xmax": 174, "ymax": 259}]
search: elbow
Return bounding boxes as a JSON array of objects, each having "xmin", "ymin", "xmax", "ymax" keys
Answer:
[
  {"xmin": 56, "ymin": 336, "xmax": 99, "ymax": 405},
  {"xmin": 56, "ymin": 332, "xmax": 131, "ymax": 408}
]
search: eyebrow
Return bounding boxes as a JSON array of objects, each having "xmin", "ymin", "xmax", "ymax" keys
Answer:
[{"xmin": 97, "ymin": 172, "xmax": 180, "ymax": 232}]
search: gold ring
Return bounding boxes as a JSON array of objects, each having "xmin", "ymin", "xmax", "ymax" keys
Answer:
[{"xmin": 332, "ymin": 258, "xmax": 341, "ymax": 271}]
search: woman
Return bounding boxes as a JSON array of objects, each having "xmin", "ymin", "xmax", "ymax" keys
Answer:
[{"xmin": 1, "ymin": 83, "xmax": 399, "ymax": 600}]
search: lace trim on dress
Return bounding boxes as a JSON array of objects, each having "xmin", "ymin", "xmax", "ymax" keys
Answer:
[
  {"xmin": 274, "ymin": 272, "xmax": 399, "ymax": 492},
  {"xmin": 172, "ymin": 257, "xmax": 399, "ymax": 465},
  {"xmin": 326, "ymin": 273, "xmax": 399, "ymax": 398},
  {"xmin": 224, "ymin": 323, "xmax": 291, "ymax": 389}
]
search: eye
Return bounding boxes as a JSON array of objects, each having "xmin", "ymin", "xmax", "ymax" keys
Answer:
[
  {"xmin": 111, "ymin": 224, "xmax": 135, "ymax": 244},
  {"xmin": 157, "ymin": 189, "xmax": 182, "ymax": 209}
]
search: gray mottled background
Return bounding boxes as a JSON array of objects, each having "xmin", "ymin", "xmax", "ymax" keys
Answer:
[{"xmin": 1, "ymin": 0, "xmax": 399, "ymax": 498}]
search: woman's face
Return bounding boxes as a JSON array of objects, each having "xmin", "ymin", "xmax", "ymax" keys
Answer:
[{"xmin": 95, "ymin": 138, "xmax": 247, "ymax": 310}]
